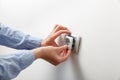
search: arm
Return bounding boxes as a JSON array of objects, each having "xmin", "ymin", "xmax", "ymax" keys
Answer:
[
  {"xmin": 0, "ymin": 24, "xmax": 71, "ymax": 79},
  {"xmin": 0, "ymin": 45, "xmax": 71, "ymax": 80},
  {"xmin": 0, "ymin": 23, "xmax": 71, "ymax": 50},
  {"xmin": 0, "ymin": 50, "xmax": 34, "ymax": 80},
  {"xmin": 0, "ymin": 23, "xmax": 41, "ymax": 50}
]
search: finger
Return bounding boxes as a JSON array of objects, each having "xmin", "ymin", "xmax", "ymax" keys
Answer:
[
  {"xmin": 51, "ymin": 24, "xmax": 60, "ymax": 33},
  {"xmin": 54, "ymin": 25, "xmax": 71, "ymax": 33},
  {"xmin": 57, "ymin": 45, "xmax": 68, "ymax": 55},
  {"xmin": 55, "ymin": 45, "xmax": 71, "ymax": 63},
  {"xmin": 57, "ymin": 45, "xmax": 70, "ymax": 57},
  {"xmin": 59, "ymin": 45, "xmax": 68, "ymax": 50},
  {"xmin": 64, "ymin": 49, "xmax": 71, "ymax": 57},
  {"xmin": 53, "ymin": 43, "xmax": 58, "ymax": 47},
  {"xmin": 57, "ymin": 51, "xmax": 71, "ymax": 63},
  {"xmin": 53, "ymin": 24, "xmax": 59, "ymax": 30},
  {"xmin": 59, "ymin": 51, "xmax": 64, "ymax": 57},
  {"xmin": 51, "ymin": 30, "xmax": 71, "ymax": 40},
  {"xmin": 61, "ymin": 50, "xmax": 71, "ymax": 62},
  {"xmin": 49, "ymin": 24, "xmax": 59, "ymax": 34}
]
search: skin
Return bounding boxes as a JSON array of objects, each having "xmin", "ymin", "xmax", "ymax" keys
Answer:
[{"xmin": 32, "ymin": 24, "xmax": 71, "ymax": 66}]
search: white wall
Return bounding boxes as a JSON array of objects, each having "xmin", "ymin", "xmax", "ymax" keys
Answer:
[{"xmin": 0, "ymin": 0, "xmax": 120, "ymax": 80}]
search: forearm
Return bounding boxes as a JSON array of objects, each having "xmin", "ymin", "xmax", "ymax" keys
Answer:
[
  {"xmin": 0, "ymin": 23, "xmax": 41, "ymax": 49},
  {"xmin": 0, "ymin": 50, "xmax": 35, "ymax": 80}
]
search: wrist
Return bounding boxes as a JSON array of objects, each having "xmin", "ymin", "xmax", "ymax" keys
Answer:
[
  {"xmin": 41, "ymin": 41, "xmax": 48, "ymax": 47},
  {"xmin": 32, "ymin": 48, "xmax": 43, "ymax": 60}
]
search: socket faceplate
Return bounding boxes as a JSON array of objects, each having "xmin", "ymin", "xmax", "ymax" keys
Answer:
[
  {"xmin": 56, "ymin": 34, "xmax": 81, "ymax": 54},
  {"xmin": 71, "ymin": 34, "xmax": 81, "ymax": 54}
]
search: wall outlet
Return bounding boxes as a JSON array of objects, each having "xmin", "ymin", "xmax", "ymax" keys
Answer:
[
  {"xmin": 71, "ymin": 34, "xmax": 81, "ymax": 54},
  {"xmin": 56, "ymin": 34, "xmax": 81, "ymax": 54},
  {"xmin": 64, "ymin": 35, "xmax": 73, "ymax": 50}
]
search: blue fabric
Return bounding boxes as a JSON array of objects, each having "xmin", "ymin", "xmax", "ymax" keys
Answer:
[
  {"xmin": 0, "ymin": 23, "xmax": 41, "ymax": 49},
  {"xmin": 0, "ymin": 23, "xmax": 41, "ymax": 80}
]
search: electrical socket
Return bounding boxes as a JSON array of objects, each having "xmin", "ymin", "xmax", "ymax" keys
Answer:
[
  {"xmin": 71, "ymin": 34, "xmax": 81, "ymax": 54},
  {"xmin": 64, "ymin": 35, "xmax": 73, "ymax": 50},
  {"xmin": 56, "ymin": 34, "xmax": 81, "ymax": 54}
]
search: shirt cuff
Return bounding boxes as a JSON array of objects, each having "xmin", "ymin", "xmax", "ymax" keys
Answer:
[{"xmin": 24, "ymin": 35, "xmax": 42, "ymax": 49}]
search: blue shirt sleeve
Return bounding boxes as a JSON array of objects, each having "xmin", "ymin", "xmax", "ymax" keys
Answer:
[
  {"xmin": 0, "ymin": 50, "xmax": 35, "ymax": 80},
  {"xmin": 0, "ymin": 23, "xmax": 41, "ymax": 80},
  {"xmin": 0, "ymin": 23, "xmax": 42, "ymax": 49}
]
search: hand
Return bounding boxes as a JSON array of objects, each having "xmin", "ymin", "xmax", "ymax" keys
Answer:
[
  {"xmin": 32, "ymin": 45, "xmax": 71, "ymax": 66},
  {"xmin": 41, "ymin": 24, "xmax": 71, "ymax": 47}
]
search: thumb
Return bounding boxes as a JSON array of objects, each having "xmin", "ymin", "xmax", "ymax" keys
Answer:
[
  {"xmin": 56, "ymin": 45, "xmax": 68, "ymax": 56},
  {"xmin": 59, "ymin": 45, "xmax": 68, "ymax": 50},
  {"xmin": 57, "ymin": 45, "xmax": 69, "ymax": 57},
  {"xmin": 58, "ymin": 47, "xmax": 71, "ymax": 62}
]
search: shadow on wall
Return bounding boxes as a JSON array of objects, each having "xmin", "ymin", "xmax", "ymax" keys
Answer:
[
  {"xmin": 54, "ymin": 38, "xmax": 84, "ymax": 80},
  {"xmin": 69, "ymin": 38, "xmax": 84, "ymax": 80},
  {"xmin": 70, "ymin": 52, "xmax": 84, "ymax": 80}
]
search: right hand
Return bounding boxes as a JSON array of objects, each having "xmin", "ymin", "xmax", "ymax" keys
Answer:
[{"xmin": 41, "ymin": 24, "xmax": 71, "ymax": 47}]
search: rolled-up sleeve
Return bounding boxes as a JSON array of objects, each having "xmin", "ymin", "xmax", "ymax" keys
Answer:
[
  {"xmin": 0, "ymin": 50, "xmax": 35, "ymax": 80},
  {"xmin": 0, "ymin": 23, "xmax": 42, "ymax": 49}
]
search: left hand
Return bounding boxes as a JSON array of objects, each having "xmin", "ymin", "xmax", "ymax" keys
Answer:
[
  {"xmin": 41, "ymin": 24, "xmax": 71, "ymax": 47},
  {"xmin": 32, "ymin": 45, "xmax": 71, "ymax": 65}
]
